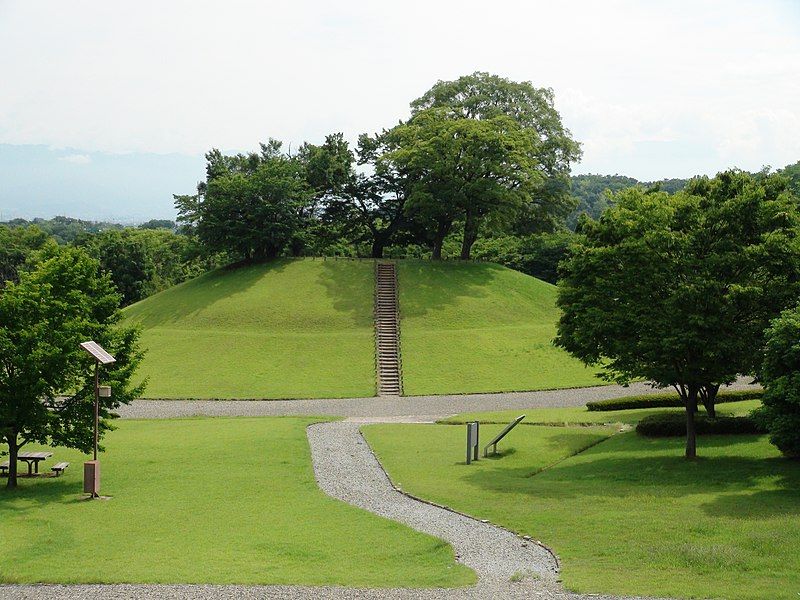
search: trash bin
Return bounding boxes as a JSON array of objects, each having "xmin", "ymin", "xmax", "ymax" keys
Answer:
[{"xmin": 83, "ymin": 460, "xmax": 100, "ymax": 496}]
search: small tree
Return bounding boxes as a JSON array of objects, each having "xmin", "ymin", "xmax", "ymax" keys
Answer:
[
  {"xmin": 0, "ymin": 246, "xmax": 144, "ymax": 489},
  {"xmin": 757, "ymin": 306, "xmax": 800, "ymax": 458},
  {"xmin": 556, "ymin": 170, "xmax": 800, "ymax": 458}
]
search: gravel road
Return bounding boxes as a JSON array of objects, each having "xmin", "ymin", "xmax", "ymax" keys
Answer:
[{"xmin": 116, "ymin": 379, "xmax": 757, "ymax": 420}]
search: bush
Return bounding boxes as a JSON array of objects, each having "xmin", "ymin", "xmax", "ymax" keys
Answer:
[
  {"xmin": 586, "ymin": 389, "xmax": 763, "ymax": 412},
  {"xmin": 636, "ymin": 412, "xmax": 766, "ymax": 437},
  {"xmin": 758, "ymin": 306, "xmax": 800, "ymax": 458}
]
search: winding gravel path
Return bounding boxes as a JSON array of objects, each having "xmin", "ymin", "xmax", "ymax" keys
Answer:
[{"xmin": 117, "ymin": 378, "xmax": 757, "ymax": 420}]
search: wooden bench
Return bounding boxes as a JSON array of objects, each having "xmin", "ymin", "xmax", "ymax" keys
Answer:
[
  {"xmin": 0, "ymin": 461, "xmax": 8, "ymax": 476},
  {"xmin": 51, "ymin": 462, "xmax": 70, "ymax": 477}
]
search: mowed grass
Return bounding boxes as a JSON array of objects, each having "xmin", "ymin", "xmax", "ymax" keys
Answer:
[
  {"xmin": 363, "ymin": 413, "xmax": 800, "ymax": 600},
  {"xmin": 124, "ymin": 259, "xmax": 376, "ymax": 399},
  {"xmin": 0, "ymin": 417, "xmax": 474, "ymax": 587},
  {"xmin": 398, "ymin": 261, "xmax": 601, "ymax": 395},
  {"xmin": 442, "ymin": 399, "xmax": 762, "ymax": 426}
]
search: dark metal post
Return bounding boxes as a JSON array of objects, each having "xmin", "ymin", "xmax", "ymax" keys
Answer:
[{"xmin": 93, "ymin": 360, "xmax": 99, "ymax": 461}]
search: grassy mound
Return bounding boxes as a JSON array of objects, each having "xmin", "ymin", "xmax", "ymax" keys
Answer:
[
  {"xmin": 0, "ymin": 418, "xmax": 473, "ymax": 586},
  {"xmin": 398, "ymin": 261, "xmax": 601, "ymax": 395},
  {"xmin": 125, "ymin": 259, "xmax": 376, "ymax": 399}
]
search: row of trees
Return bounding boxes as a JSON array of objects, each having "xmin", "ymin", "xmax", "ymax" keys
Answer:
[
  {"xmin": 0, "ymin": 222, "xmax": 222, "ymax": 306},
  {"xmin": 176, "ymin": 72, "xmax": 581, "ymax": 262},
  {"xmin": 556, "ymin": 169, "xmax": 800, "ymax": 458}
]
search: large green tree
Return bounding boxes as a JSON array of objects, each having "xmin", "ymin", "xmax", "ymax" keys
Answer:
[
  {"xmin": 383, "ymin": 108, "xmax": 545, "ymax": 259},
  {"xmin": 411, "ymin": 72, "xmax": 581, "ymax": 253},
  {"xmin": 556, "ymin": 170, "xmax": 800, "ymax": 458},
  {"xmin": 0, "ymin": 224, "xmax": 52, "ymax": 286},
  {"xmin": 0, "ymin": 246, "xmax": 144, "ymax": 488}
]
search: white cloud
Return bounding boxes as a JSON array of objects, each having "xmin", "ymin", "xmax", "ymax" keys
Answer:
[
  {"xmin": 0, "ymin": 0, "xmax": 798, "ymax": 179},
  {"xmin": 58, "ymin": 153, "xmax": 92, "ymax": 165}
]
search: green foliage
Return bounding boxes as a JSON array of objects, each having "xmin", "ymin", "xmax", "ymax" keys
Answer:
[
  {"xmin": 469, "ymin": 231, "xmax": 574, "ymax": 284},
  {"xmin": 756, "ymin": 305, "xmax": 800, "ymax": 457},
  {"xmin": 137, "ymin": 219, "xmax": 176, "ymax": 230},
  {"xmin": 556, "ymin": 169, "xmax": 800, "ymax": 456},
  {"xmin": 76, "ymin": 228, "xmax": 220, "ymax": 306},
  {"xmin": 567, "ymin": 174, "xmax": 689, "ymax": 229},
  {"xmin": 0, "ymin": 245, "xmax": 143, "ymax": 487},
  {"xmin": 0, "ymin": 418, "xmax": 473, "ymax": 587},
  {"xmin": 365, "ymin": 422, "xmax": 800, "ymax": 600},
  {"xmin": 0, "ymin": 224, "xmax": 53, "ymax": 285},
  {"xmin": 406, "ymin": 72, "xmax": 581, "ymax": 258},
  {"xmin": 385, "ymin": 108, "xmax": 546, "ymax": 259},
  {"xmin": 586, "ymin": 389, "xmax": 763, "ymax": 411},
  {"xmin": 175, "ymin": 142, "xmax": 312, "ymax": 261},
  {"xmin": 636, "ymin": 412, "xmax": 765, "ymax": 437},
  {"xmin": 1, "ymin": 216, "xmax": 124, "ymax": 244}
]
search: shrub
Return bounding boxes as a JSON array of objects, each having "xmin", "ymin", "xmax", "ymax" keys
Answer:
[
  {"xmin": 636, "ymin": 412, "xmax": 766, "ymax": 437},
  {"xmin": 757, "ymin": 306, "xmax": 800, "ymax": 458},
  {"xmin": 586, "ymin": 389, "xmax": 763, "ymax": 412}
]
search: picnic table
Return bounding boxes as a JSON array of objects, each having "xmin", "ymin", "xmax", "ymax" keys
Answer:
[{"xmin": 17, "ymin": 451, "xmax": 53, "ymax": 476}]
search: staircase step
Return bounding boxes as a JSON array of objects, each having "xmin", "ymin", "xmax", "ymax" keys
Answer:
[{"xmin": 375, "ymin": 262, "xmax": 402, "ymax": 397}]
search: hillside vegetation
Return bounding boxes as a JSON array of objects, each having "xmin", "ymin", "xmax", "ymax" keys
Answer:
[
  {"xmin": 399, "ymin": 261, "xmax": 601, "ymax": 395},
  {"xmin": 125, "ymin": 259, "xmax": 375, "ymax": 398}
]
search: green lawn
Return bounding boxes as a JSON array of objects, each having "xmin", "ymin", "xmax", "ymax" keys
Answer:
[
  {"xmin": 398, "ymin": 261, "xmax": 601, "ymax": 395},
  {"xmin": 0, "ymin": 417, "xmax": 473, "ymax": 587},
  {"xmin": 364, "ymin": 411, "xmax": 800, "ymax": 600},
  {"xmin": 442, "ymin": 399, "xmax": 762, "ymax": 426},
  {"xmin": 124, "ymin": 259, "xmax": 376, "ymax": 399}
]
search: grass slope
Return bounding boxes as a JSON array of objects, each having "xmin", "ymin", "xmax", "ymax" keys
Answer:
[
  {"xmin": 125, "ymin": 259, "xmax": 376, "ymax": 399},
  {"xmin": 364, "ymin": 408, "xmax": 800, "ymax": 600},
  {"xmin": 0, "ymin": 417, "xmax": 473, "ymax": 587},
  {"xmin": 398, "ymin": 261, "xmax": 601, "ymax": 396}
]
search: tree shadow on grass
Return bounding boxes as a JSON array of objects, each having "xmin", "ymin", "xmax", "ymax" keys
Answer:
[
  {"xmin": 316, "ymin": 259, "xmax": 376, "ymax": 326},
  {"xmin": 397, "ymin": 260, "xmax": 505, "ymax": 319},
  {"xmin": 460, "ymin": 437, "xmax": 800, "ymax": 518},
  {"xmin": 125, "ymin": 259, "xmax": 291, "ymax": 328},
  {"xmin": 0, "ymin": 477, "xmax": 85, "ymax": 515}
]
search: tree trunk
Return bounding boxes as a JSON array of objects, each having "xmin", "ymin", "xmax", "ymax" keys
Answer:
[
  {"xmin": 371, "ymin": 237, "xmax": 385, "ymax": 259},
  {"xmin": 459, "ymin": 211, "xmax": 480, "ymax": 260},
  {"xmin": 685, "ymin": 386, "xmax": 699, "ymax": 459},
  {"xmin": 5, "ymin": 433, "xmax": 19, "ymax": 489},
  {"xmin": 700, "ymin": 383, "xmax": 720, "ymax": 418},
  {"xmin": 431, "ymin": 219, "xmax": 451, "ymax": 260}
]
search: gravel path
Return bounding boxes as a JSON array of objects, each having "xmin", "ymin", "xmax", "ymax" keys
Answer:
[{"xmin": 117, "ymin": 378, "xmax": 757, "ymax": 420}]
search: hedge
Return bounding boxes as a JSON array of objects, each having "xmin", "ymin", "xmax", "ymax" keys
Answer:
[
  {"xmin": 586, "ymin": 389, "xmax": 763, "ymax": 412},
  {"xmin": 635, "ymin": 412, "xmax": 767, "ymax": 437}
]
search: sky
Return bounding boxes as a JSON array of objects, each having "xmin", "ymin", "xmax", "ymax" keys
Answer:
[{"xmin": 1, "ymin": 0, "xmax": 798, "ymax": 221}]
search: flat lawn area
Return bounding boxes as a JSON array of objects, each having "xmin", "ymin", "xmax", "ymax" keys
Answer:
[
  {"xmin": 442, "ymin": 399, "xmax": 762, "ymax": 426},
  {"xmin": 0, "ymin": 417, "xmax": 473, "ymax": 587},
  {"xmin": 398, "ymin": 261, "xmax": 601, "ymax": 395},
  {"xmin": 124, "ymin": 259, "xmax": 376, "ymax": 399},
  {"xmin": 363, "ymin": 416, "xmax": 800, "ymax": 600}
]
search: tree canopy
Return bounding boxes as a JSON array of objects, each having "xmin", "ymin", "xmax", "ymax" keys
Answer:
[
  {"xmin": 556, "ymin": 170, "xmax": 800, "ymax": 458},
  {"xmin": 0, "ymin": 246, "xmax": 144, "ymax": 488}
]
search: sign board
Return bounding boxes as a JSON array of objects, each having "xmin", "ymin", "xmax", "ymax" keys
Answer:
[{"xmin": 466, "ymin": 421, "xmax": 480, "ymax": 464}]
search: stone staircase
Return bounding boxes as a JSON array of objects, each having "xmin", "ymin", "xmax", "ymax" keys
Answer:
[{"xmin": 375, "ymin": 262, "xmax": 402, "ymax": 396}]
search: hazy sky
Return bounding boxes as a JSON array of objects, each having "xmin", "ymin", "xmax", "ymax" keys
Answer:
[{"xmin": 1, "ymin": 0, "xmax": 798, "ymax": 221}]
